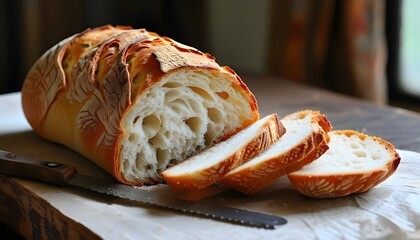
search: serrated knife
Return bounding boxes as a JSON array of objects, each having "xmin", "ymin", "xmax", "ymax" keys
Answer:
[{"xmin": 0, "ymin": 149, "xmax": 287, "ymax": 229}]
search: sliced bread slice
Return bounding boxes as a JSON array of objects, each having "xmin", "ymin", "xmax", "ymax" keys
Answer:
[
  {"xmin": 162, "ymin": 114, "xmax": 286, "ymax": 192},
  {"xmin": 218, "ymin": 110, "xmax": 332, "ymax": 195},
  {"xmin": 288, "ymin": 130, "xmax": 401, "ymax": 198},
  {"xmin": 284, "ymin": 137, "xmax": 330, "ymax": 173}
]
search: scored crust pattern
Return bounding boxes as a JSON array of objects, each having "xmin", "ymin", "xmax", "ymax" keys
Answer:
[
  {"xmin": 21, "ymin": 25, "xmax": 259, "ymax": 185},
  {"xmin": 75, "ymin": 30, "xmax": 152, "ymax": 146},
  {"xmin": 22, "ymin": 39, "xmax": 67, "ymax": 131}
]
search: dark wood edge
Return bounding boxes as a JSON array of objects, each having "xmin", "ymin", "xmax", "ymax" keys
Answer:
[
  {"xmin": 0, "ymin": 175, "xmax": 101, "ymax": 240},
  {"xmin": 386, "ymin": 0, "xmax": 401, "ymax": 99},
  {"xmin": 385, "ymin": 0, "xmax": 420, "ymax": 109}
]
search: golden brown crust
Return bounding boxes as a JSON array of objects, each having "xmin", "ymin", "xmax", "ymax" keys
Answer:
[
  {"xmin": 287, "ymin": 130, "xmax": 401, "ymax": 198},
  {"xmin": 21, "ymin": 25, "xmax": 259, "ymax": 185},
  {"xmin": 219, "ymin": 110, "xmax": 332, "ymax": 195},
  {"xmin": 285, "ymin": 138, "xmax": 329, "ymax": 173},
  {"xmin": 162, "ymin": 114, "xmax": 285, "ymax": 192}
]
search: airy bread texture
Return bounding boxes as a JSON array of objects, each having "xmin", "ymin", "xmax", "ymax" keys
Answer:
[
  {"xmin": 160, "ymin": 109, "xmax": 400, "ymax": 198},
  {"xmin": 288, "ymin": 130, "xmax": 401, "ymax": 198},
  {"xmin": 219, "ymin": 110, "xmax": 332, "ymax": 195},
  {"xmin": 162, "ymin": 114, "xmax": 285, "ymax": 191},
  {"xmin": 21, "ymin": 25, "xmax": 259, "ymax": 185}
]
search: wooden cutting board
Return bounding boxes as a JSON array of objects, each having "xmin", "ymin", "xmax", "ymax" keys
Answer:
[{"xmin": 1, "ymin": 91, "xmax": 420, "ymax": 240}]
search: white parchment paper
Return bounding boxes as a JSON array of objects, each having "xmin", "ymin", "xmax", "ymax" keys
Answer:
[{"xmin": 15, "ymin": 149, "xmax": 419, "ymax": 240}]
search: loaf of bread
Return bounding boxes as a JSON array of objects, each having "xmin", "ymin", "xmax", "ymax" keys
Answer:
[
  {"xmin": 218, "ymin": 110, "xmax": 332, "ymax": 195},
  {"xmin": 162, "ymin": 114, "xmax": 285, "ymax": 191},
  {"xmin": 21, "ymin": 25, "xmax": 259, "ymax": 185},
  {"xmin": 288, "ymin": 130, "xmax": 401, "ymax": 198}
]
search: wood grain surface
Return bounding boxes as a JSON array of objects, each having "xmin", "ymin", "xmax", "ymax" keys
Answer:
[{"xmin": 0, "ymin": 177, "xmax": 100, "ymax": 240}]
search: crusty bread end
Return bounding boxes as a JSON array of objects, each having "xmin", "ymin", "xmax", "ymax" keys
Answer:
[{"xmin": 288, "ymin": 130, "xmax": 401, "ymax": 198}]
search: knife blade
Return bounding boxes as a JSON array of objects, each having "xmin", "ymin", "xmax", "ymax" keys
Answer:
[{"xmin": 0, "ymin": 149, "xmax": 287, "ymax": 229}]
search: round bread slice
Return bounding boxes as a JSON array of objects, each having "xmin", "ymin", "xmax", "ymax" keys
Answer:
[
  {"xmin": 162, "ymin": 114, "xmax": 286, "ymax": 192},
  {"xmin": 288, "ymin": 130, "xmax": 401, "ymax": 198},
  {"xmin": 218, "ymin": 110, "xmax": 332, "ymax": 195}
]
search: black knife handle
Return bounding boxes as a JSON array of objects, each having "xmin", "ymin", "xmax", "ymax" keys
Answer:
[{"xmin": 0, "ymin": 150, "xmax": 79, "ymax": 185}]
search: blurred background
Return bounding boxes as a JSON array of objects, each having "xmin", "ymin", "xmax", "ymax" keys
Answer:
[{"xmin": 0, "ymin": 0, "xmax": 419, "ymax": 111}]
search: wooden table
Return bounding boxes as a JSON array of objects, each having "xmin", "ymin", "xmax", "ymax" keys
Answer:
[
  {"xmin": 1, "ymin": 76, "xmax": 420, "ymax": 239},
  {"xmin": 246, "ymin": 76, "xmax": 420, "ymax": 153}
]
